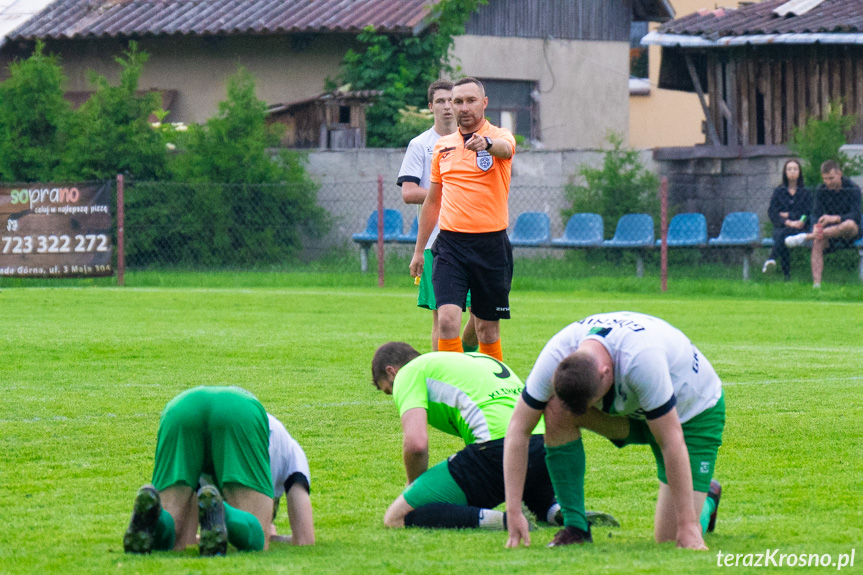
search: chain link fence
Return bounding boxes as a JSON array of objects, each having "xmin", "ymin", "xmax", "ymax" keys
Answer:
[
  {"xmin": 114, "ymin": 179, "xmax": 863, "ymax": 285},
  {"xmin": 1, "ymin": 178, "xmax": 859, "ymax": 285}
]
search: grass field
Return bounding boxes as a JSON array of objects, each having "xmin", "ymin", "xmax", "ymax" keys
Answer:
[{"xmin": 1, "ymin": 284, "xmax": 861, "ymax": 574}]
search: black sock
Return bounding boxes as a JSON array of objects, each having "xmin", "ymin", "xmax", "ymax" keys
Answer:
[{"xmin": 404, "ymin": 503, "xmax": 482, "ymax": 529}]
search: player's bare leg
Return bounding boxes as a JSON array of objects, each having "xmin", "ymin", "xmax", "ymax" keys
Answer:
[
  {"xmin": 222, "ymin": 483, "xmax": 274, "ymax": 551},
  {"xmin": 158, "ymin": 485, "xmax": 197, "ymax": 550},
  {"xmin": 383, "ymin": 495, "xmax": 414, "ymax": 528},
  {"xmin": 462, "ymin": 311, "xmax": 478, "ymax": 350},
  {"xmin": 437, "ymin": 304, "xmax": 464, "ymax": 351},
  {"xmin": 431, "ymin": 310, "xmax": 440, "ymax": 351}
]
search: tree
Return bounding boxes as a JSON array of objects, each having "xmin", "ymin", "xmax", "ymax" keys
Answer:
[
  {"xmin": 789, "ymin": 101, "xmax": 863, "ymax": 187},
  {"xmin": 59, "ymin": 42, "xmax": 167, "ymax": 181},
  {"xmin": 127, "ymin": 67, "xmax": 327, "ymax": 267},
  {"xmin": 335, "ymin": 0, "xmax": 486, "ymax": 147},
  {"xmin": 563, "ymin": 134, "xmax": 659, "ymax": 237},
  {"xmin": 0, "ymin": 41, "xmax": 71, "ymax": 181}
]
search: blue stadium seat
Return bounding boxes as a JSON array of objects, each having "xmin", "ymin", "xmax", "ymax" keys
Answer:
[
  {"xmin": 551, "ymin": 213, "xmax": 604, "ymax": 247},
  {"xmin": 396, "ymin": 216, "xmax": 418, "ymax": 244},
  {"xmin": 856, "ymin": 237, "xmax": 863, "ymax": 282},
  {"xmin": 656, "ymin": 213, "xmax": 707, "ymax": 247},
  {"xmin": 352, "ymin": 209, "xmax": 405, "ymax": 273},
  {"xmin": 603, "ymin": 214, "xmax": 655, "ymax": 248},
  {"xmin": 352, "ymin": 209, "xmax": 404, "ymax": 243},
  {"xmin": 761, "ymin": 237, "xmax": 774, "ymax": 248},
  {"xmin": 509, "ymin": 212, "xmax": 551, "ymax": 246},
  {"xmin": 707, "ymin": 212, "xmax": 760, "ymax": 247},
  {"xmin": 708, "ymin": 212, "xmax": 760, "ymax": 280}
]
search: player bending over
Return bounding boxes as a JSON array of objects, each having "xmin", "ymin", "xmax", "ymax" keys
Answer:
[
  {"xmin": 371, "ymin": 343, "xmax": 616, "ymax": 531},
  {"xmin": 504, "ymin": 312, "xmax": 723, "ymax": 549},
  {"xmin": 123, "ymin": 386, "xmax": 314, "ymax": 555}
]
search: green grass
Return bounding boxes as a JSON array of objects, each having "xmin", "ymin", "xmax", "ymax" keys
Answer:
[{"xmin": 1, "ymin": 286, "xmax": 861, "ymax": 574}]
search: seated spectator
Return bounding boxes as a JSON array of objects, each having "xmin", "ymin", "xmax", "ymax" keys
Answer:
[
  {"xmin": 785, "ymin": 160, "xmax": 862, "ymax": 288},
  {"xmin": 763, "ymin": 159, "xmax": 812, "ymax": 280}
]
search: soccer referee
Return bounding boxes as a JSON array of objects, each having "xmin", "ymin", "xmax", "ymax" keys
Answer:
[{"xmin": 409, "ymin": 77, "xmax": 515, "ymax": 361}]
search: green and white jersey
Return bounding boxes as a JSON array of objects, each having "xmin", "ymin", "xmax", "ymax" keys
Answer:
[
  {"xmin": 393, "ymin": 352, "xmax": 544, "ymax": 444},
  {"xmin": 524, "ymin": 312, "xmax": 722, "ymax": 424}
]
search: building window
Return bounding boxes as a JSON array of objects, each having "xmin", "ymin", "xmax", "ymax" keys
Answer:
[
  {"xmin": 630, "ymin": 21, "xmax": 649, "ymax": 80},
  {"xmin": 478, "ymin": 79, "xmax": 538, "ymax": 143}
]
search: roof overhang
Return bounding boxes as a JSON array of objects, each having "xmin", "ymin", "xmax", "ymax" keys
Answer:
[
  {"xmin": 643, "ymin": 30, "xmax": 863, "ymax": 47},
  {"xmin": 633, "ymin": 0, "xmax": 675, "ymax": 23}
]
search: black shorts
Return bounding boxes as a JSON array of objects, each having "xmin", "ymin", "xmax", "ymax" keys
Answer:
[
  {"xmin": 431, "ymin": 229, "xmax": 513, "ymax": 321},
  {"xmin": 447, "ymin": 435, "xmax": 555, "ymax": 518}
]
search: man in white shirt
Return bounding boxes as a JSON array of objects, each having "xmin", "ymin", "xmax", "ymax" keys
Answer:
[
  {"xmin": 397, "ymin": 80, "xmax": 477, "ymax": 352},
  {"xmin": 503, "ymin": 312, "xmax": 724, "ymax": 550}
]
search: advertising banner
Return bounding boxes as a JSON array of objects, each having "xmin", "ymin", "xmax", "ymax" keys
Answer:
[{"xmin": 0, "ymin": 182, "xmax": 113, "ymax": 277}]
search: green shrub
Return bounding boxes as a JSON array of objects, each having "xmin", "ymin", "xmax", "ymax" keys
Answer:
[
  {"xmin": 126, "ymin": 68, "xmax": 328, "ymax": 267},
  {"xmin": 58, "ymin": 42, "xmax": 167, "ymax": 181},
  {"xmin": 335, "ymin": 0, "xmax": 485, "ymax": 147},
  {"xmin": 789, "ymin": 101, "xmax": 863, "ymax": 186},
  {"xmin": 562, "ymin": 133, "xmax": 659, "ymax": 237},
  {"xmin": 0, "ymin": 41, "xmax": 71, "ymax": 181}
]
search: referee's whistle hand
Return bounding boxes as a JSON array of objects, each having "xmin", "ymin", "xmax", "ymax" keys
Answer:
[{"xmin": 409, "ymin": 253, "xmax": 424, "ymax": 278}]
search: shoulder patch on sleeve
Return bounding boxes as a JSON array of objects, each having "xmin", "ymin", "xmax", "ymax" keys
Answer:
[{"xmin": 521, "ymin": 387, "xmax": 547, "ymax": 410}]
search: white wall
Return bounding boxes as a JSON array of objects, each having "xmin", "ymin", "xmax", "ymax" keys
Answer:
[{"xmin": 452, "ymin": 35, "xmax": 631, "ymax": 149}]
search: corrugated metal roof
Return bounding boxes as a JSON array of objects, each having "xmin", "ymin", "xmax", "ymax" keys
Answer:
[
  {"xmin": 6, "ymin": 0, "xmax": 435, "ymax": 43},
  {"xmin": 658, "ymin": 0, "xmax": 863, "ymax": 37},
  {"xmin": 0, "ymin": 0, "xmax": 55, "ymax": 40}
]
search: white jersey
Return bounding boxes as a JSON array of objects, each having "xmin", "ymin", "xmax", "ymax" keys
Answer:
[
  {"xmin": 397, "ymin": 126, "xmax": 446, "ymax": 249},
  {"xmin": 268, "ymin": 414, "xmax": 311, "ymax": 499},
  {"xmin": 524, "ymin": 312, "xmax": 722, "ymax": 423}
]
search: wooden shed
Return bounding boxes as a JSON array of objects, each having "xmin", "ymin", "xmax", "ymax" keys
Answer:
[
  {"xmin": 267, "ymin": 90, "xmax": 382, "ymax": 149},
  {"xmin": 643, "ymin": 0, "xmax": 863, "ymax": 146}
]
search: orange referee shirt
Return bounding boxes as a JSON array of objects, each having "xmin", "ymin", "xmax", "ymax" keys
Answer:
[{"xmin": 430, "ymin": 120, "xmax": 516, "ymax": 233}]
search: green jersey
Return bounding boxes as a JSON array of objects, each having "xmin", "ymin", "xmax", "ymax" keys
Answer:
[{"xmin": 393, "ymin": 352, "xmax": 544, "ymax": 444}]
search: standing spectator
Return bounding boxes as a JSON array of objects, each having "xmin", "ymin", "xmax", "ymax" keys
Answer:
[
  {"xmin": 409, "ymin": 77, "xmax": 516, "ymax": 361},
  {"xmin": 785, "ymin": 160, "xmax": 862, "ymax": 287},
  {"xmin": 763, "ymin": 159, "xmax": 812, "ymax": 280},
  {"xmin": 397, "ymin": 80, "xmax": 478, "ymax": 352}
]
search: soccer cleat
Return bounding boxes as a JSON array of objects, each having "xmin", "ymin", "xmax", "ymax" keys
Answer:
[
  {"xmin": 197, "ymin": 485, "xmax": 228, "ymax": 556},
  {"xmin": 548, "ymin": 525, "xmax": 593, "ymax": 547},
  {"xmin": 707, "ymin": 479, "xmax": 721, "ymax": 533},
  {"xmin": 123, "ymin": 484, "xmax": 162, "ymax": 554},
  {"xmin": 762, "ymin": 259, "xmax": 775, "ymax": 273},
  {"xmin": 784, "ymin": 233, "xmax": 808, "ymax": 247}
]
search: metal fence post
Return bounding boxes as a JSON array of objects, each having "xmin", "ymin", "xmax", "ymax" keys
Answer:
[
  {"xmin": 117, "ymin": 174, "xmax": 125, "ymax": 287},
  {"xmin": 377, "ymin": 175, "xmax": 384, "ymax": 287},
  {"xmin": 660, "ymin": 176, "xmax": 668, "ymax": 292}
]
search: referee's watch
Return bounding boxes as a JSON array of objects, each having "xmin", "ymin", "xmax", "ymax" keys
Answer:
[{"xmin": 484, "ymin": 136, "xmax": 493, "ymax": 151}]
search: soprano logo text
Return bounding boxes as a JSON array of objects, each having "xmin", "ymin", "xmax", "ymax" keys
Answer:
[
  {"xmin": 717, "ymin": 549, "xmax": 855, "ymax": 570},
  {"xmin": 10, "ymin": 187, "xmax": 80, "ymax": 209}
]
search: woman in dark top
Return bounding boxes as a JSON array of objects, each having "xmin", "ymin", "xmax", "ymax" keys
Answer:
[{"xmin": 764, "ymin": 159, "xmax": 812, "ymax": 279}]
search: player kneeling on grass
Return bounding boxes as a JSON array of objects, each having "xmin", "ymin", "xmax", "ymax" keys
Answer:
[
  {"xmin": 371, "ymin": 343, "xmax": 618, "ymax": 531},
  {"xmin": 503, "ymin": 312, "xmax": 724, "ymax": 549},
  {"xmin": 123, "ymin": 386, "xmax": 314, "ymax": 556}
]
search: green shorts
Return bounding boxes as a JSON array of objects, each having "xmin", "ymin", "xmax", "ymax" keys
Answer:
[
  {"xmin": 418, "ymin": 249, "xmax": 471, "ymax": 310},
  {"xmin": 152, "ymin": 386, "xmax": 273, "ymax": 497},
  {"xmin": 402, "ymin": 460, "xmax": 467, "ymax": 508},
  {"xmin": 611, "ymin": 392, "xmax": 725, "ymax": 493}
]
